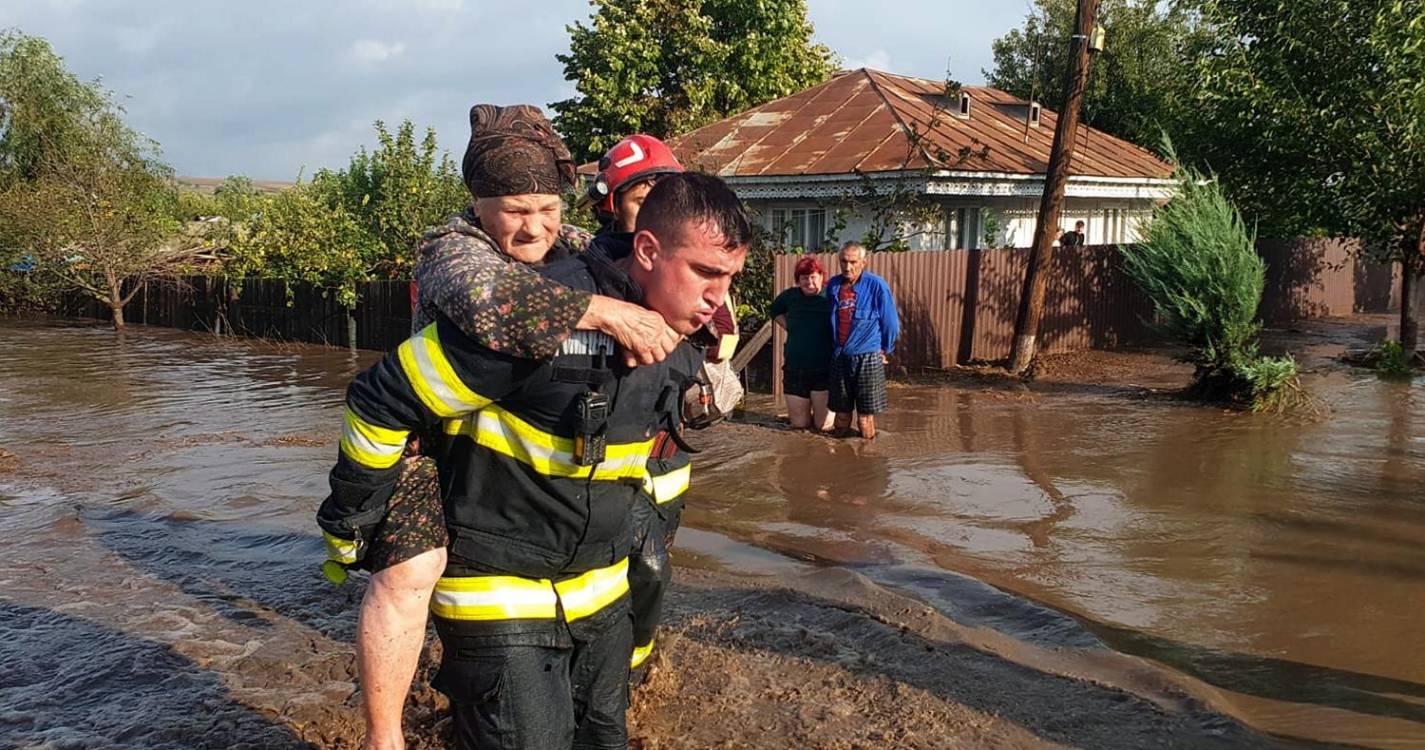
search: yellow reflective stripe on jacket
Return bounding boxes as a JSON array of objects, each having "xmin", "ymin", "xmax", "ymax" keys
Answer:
[
  {"xmin": 554, "ymin": 557, "xmax": 630, "ymax": 621},
  {"xmin": 431, "ymin": 574, "xmax": 560, "ymax": 620},
  {"xmin": 398, "ymin": 324, "xmax": 492, "ymax": 417},
  {"xmin": 323, "ymin": 531, "xmax": 359, "ymax": 564},
  {"xmin": 642, "ymin": 462, "xmax": 691, "ymax": 505},
  {"xmin": 339, "ymin": 406, "xmax": 409, "ymax": 469},
  {"xmin": 630, "ymin": 638, "xmax": 655, "ymax": 668},
  {"xmin": 443, "ymin": 406, "xmax": 653, "ymax": 481},
  {"xmin": 431, "ymin": 558, "xmax": 630, "ymax": 622}
]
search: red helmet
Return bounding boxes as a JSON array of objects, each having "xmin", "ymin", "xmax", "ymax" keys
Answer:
[{"xmin": 588, "ymin": 134, "xmax": 684, "ymax": 215}]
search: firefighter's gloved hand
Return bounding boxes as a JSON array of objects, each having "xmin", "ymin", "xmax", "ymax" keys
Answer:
[
  {"xmin": 320, "ymin": 529, "xmax": 368, "ymax": 585},
  {"xmin": 316, "ymin": 490, "xmax": 387, "ymax": 585}
]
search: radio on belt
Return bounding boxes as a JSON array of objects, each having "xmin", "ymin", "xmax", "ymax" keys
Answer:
[{"xmin": 573, "ymin": 391, "xmax": 609, "ymax": 465}]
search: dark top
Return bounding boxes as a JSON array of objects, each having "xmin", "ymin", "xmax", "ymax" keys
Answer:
[
  {"xmin": 769, "ymin": 286, "xmax": 834, "ymax": 371},
  {"xmin": 1058, "ymin": 230, "xmax": 1085, "ymax": 247}
]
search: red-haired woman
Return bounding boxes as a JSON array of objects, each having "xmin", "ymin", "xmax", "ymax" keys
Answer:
[{"xmin": 770, "ymin": 255, "xmax": 835, "ymax": 430}]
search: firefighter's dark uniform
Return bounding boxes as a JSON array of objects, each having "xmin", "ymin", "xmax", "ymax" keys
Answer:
[
  {"xmin": 320, "ymin": 247, "xmax": 699, "ymax": 750},
  {"xmin": 582, "ymin": 229, "xmax": 695, "ymax": 675},
  {"xmin": 628, "ymin": 438, "xmax": 691, "ymax": 671}
]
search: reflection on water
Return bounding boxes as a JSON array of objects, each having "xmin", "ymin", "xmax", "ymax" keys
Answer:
[
  {"xmin": 690, "ymin": 372, "xmax": 1425, "ymax": 747},
  {"xmin": 1, "ymin": 319, "xmax": 1422, "ymax": 748}
]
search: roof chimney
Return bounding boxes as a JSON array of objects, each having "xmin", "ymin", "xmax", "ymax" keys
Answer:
[{"xmin": 954, "ymin": 90, "xmax": 971, "ymax": 119}]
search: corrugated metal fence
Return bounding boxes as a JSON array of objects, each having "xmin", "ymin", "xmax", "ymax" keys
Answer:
[{"xmin": 772, "ymin": 238, "xmax": 1398, "ymax": 376}]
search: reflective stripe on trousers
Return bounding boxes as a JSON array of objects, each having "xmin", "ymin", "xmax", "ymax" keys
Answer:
[
  {"xmin": 641, "ymin": 462, "xmax": 691, "ymax": 505},
  {"xmin": 431, "ymin": 558, "xmax": 630, "ymax": 622},
  {"xmin": 630, "ymin": 637, "xmax": 655, "ymax": 669}
]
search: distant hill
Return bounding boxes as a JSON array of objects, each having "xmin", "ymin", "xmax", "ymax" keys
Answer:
[{"xmin": 176, "ymin": 176, "xmax": 294, "ymax": 195}]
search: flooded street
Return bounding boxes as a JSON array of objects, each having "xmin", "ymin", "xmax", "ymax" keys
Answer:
[{"xmin": 1, "ymin": 318, "xmax": 1422, "ymax": 748}]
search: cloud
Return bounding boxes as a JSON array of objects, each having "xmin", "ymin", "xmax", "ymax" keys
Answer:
[
  {"xmin": 840, "ymin": 49, "xmax": 892, "ymax": 72},
  {"xmin": 406, "ymin": 0, "xmax": 463, "ymax": 10},
  {"xmin": 365, "ymin": 0, "xmax": 463, "ymax": 11},
  {"xmin": 6, "ymin": 0, "xmax": 1032, "ymax": 179},
  {"xmin": 114, "ymin": 24, "xmax": 164, "ymax": 56},
  {"xmin": 38, "ymin": 0, "xmax": 86, "ymax": 12},
  {"xmin": 349, "ymin": 39, "xmax": 406, "ymax": 64}
]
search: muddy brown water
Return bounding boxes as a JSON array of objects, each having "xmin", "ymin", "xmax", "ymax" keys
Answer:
[{"xmin": 1, "ymin": 318, "xmax": 1421, "ymax": 749}]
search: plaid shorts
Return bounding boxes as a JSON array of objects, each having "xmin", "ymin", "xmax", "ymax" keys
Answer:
[
  {"xmin": 828, "ymin": 351, "xmax": 889, "ymax": 415},
  {"xmin": 365, "ymin": 454, "xmax": 448, "ymax": 572}
]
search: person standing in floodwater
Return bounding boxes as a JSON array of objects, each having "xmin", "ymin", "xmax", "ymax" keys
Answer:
[
  {"xmin": 770, "ymin": 255, "xmax": 835, "ymax": 431},
  {"xmin": 826, "ymin": 242, "xmax": 899, "ymax": 440}
]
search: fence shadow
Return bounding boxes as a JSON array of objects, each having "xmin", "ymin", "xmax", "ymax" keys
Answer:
[
  {"xmin": 0, "ymin": 597, "xmax": 312, "ymax": 748},
  {"xmin": 1084, "ymin": 615, "xmax": 1425, "ymax": 729},
  {"xmin": 87, "ymin": 508, "xmax": 361, "ymax": 642},
  {"xmin": 1259, "ymin": 239, "xmax": 1341, "ymax": 325},
  {"xmin": 1353, "ymin": 255, "xmax": 1399, "ymax": 314},
  {"xmin": 660, "ymin": 581, "xmax": 1340, "ymax": 749}
]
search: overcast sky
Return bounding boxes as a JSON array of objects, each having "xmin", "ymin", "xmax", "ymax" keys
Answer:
[{"xmin": 7, "ymin": 0, "xmax": 1031, "ymax": 180}]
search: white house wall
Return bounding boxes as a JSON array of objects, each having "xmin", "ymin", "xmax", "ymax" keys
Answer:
[{"xmin": 746, "ymin": 196, "xmax": 1155, "ymax": 251}]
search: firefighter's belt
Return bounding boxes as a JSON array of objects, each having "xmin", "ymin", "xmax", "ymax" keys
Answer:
[{"xmin": 431, "ymin": 558, "xmax": 630, "ymax": 622}]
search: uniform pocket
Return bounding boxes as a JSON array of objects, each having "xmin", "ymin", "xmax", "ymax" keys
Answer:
[{"xmin": 432, "ymin": 648, "xmax": 507, "ymax": 705}]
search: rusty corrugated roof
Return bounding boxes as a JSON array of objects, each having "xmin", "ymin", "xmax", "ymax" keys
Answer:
[{"xmin": 637, "ymin": 69, "xmax": 1171, "ymax": 180}]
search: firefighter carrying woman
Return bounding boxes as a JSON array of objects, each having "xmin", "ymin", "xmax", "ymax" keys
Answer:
[{"xmin": 317, "ymin": 103, "xmax": 743, "ymax": 750}]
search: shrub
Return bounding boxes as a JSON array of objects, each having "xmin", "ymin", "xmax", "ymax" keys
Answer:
[
  {"xmin": 1238, "ymin": 354, "xmax": 1302, "ymax": 414},
  {"xmin": 1374, "ymin": 340, "xmax": 1413, "ymax": 379},
  {"xmin": 1119, "ymin": 139, "xmax": 1308, "ymax": 412}
]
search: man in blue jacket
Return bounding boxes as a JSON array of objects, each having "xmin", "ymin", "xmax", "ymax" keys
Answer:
[{"xmin": 826, "ymin": 241, "xmax": 899, "ymax": 440}]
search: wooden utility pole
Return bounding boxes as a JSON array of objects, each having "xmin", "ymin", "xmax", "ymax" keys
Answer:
[{"xmin": 1008, "ymin": 0, "xmax": 1101, "ymax": 375}]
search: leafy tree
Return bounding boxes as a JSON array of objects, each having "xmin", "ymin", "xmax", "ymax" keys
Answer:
[
  {"xmin": 1118, "ymin": 145, "xmax": 1305, "ymax": 412},
  {"xmin": 224, "ymin": 175, "xmax": 383, "ymax": 308},
  {"xmin": 324, "ymin": 120, "xmax": 466, "ymax": 275},
  {"xmin": 217, "ymin": 120, "xmax": 465, "ymax": 307},
  {"xmin": 0, "ymin": 31, "xmax": 194, "ymax": 329},
  {"xmin": 731, "ymin": 226, "xmax": 779, "ymax": 332},
  {"xmin": 1186, "ymin": 0, "xmax": 1425, "ymax": 354},
  {"xmin": 552, "ymin": 0, "xmax": 835, "ymax": 162},
  {"xmin": 0, "ymin": 30, "xmax": 109, "ymax": 185},
  {"xmin": 985, "ymin": 0, "xmax": 1215, "ymax": 150}
]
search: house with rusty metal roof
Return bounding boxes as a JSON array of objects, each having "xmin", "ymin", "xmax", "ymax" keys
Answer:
[{"xmin": 654, "ymin": 68, "xmax": 1175, "ymax": 251}]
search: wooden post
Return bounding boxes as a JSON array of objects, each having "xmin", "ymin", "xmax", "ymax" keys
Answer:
[
  {"xmin": 1008, "ymin": 0, "xmax": 1101, "ymax": 375},
  {"xmin": 730, "ymin": 320, "xmax": 774, "ymax": 374}
]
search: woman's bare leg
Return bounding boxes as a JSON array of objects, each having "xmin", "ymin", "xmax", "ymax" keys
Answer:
[
  {"xmin": 809, "ymin": 390, "xmax": 833, "ymax": 432},
  {"xmin": 356, "ymin": 546, "xmax": 446, "ymax": 750},
  {"xmin": 785, "ymin": 394, "xmax": 812, "ymax": 429}
]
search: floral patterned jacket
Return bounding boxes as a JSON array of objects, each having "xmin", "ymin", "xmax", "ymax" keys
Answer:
[{"xmin": 411, "ymin": 208, "xmax": 593, "ymax": 358}]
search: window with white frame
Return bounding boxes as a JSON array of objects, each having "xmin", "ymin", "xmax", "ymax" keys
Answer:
[
  {"xmin": 947, "ymin": 206, "xmax": 981, "ymax": 249},
  {"xmin": 1101, "ymin": 208, "xmax": 1127, "ymax": 243},
  {"xmin": 907, "ymin": 212, "xmax": 948, "ymax": 250},
  {"xmin": 769, "ymin": 207, "xmax": 827, "ymax": 250}
]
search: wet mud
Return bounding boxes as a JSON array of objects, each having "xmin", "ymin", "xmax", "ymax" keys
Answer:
[{"xmin": 0, "ymin": 317, "xmax": 1420, "ymax": 749}]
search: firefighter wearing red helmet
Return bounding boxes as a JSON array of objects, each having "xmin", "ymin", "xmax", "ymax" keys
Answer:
[
  {"xmin": 585, "ymin": 135, "xmax": 744, "ymax": 686},
  {"xmin": 589, "ymin": 134, "xmax": 685, "ymax": 232}
]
